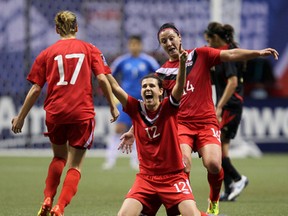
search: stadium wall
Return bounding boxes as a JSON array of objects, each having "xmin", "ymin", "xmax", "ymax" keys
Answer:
[{"xmin": 1, "ymin": 96, "xmax": 287, "ymax": 152}]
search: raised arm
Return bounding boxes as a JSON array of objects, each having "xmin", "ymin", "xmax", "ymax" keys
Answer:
[
  {"xmin": 171, "ymin": 44, "xmax": 188, "ymax": 101},
  {"xmin": 11, "ymin": 84, "xmax": 42, "ymax": 134},
  {"xmin": 220, "ymin": 48, "xmax": 279, "ymax": 62},
  {"xmin": 106, "ymin": 74, "xmax": 129, "ymax": 107},
  {"xmin": 97, "ymin": 73, "xmax": 119, "ymax": 123}
]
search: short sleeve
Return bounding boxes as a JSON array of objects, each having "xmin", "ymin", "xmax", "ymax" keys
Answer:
[
  {"xmin": 123, "ymin": 95, "xmax": 138, "ymax": 118},
  {"xmin": 91, "ymin": 45, "xmax": 111, "ymax": 76},
  {"xmin": 223, "ymin": 61, "xmax": 238, "ymax": 78},
  {"xmin": 197, "ymin": 47, "xmax": 221, "ymax": 68},
  {"xmin": 27, "ymin": 51, "xmax": 46, "ymax": 87}
]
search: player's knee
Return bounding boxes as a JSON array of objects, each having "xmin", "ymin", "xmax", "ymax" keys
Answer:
[
  {"xmin": 117, "ymin": 208, "xmax": 126, "ymax": 216},
  {"xmin": 117, "ymin": 211, "xmax": 123, "ymax": 216},
  {"xmin": 117, "ymin": 209, "xmax": 133, "ymax": 216},
  {"xmin": 178, "ymin": 200, "xmax": 200, "ymax": 216},
  {"xmin": 204, "ymin": 159, "xmax": 221, "ymax": 174}
]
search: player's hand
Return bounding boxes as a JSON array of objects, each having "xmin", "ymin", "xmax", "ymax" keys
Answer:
[
  {"xmin": 110, "ymin": 106, "xmax": 120, "ymax": 123},
  {"xmin": 179, "ymin": 43, "xmax": 188, "ymax": 63},
  {"xmin": 11, "ymin": 116, "xmax": 24, "ymax": 134},
  {"xmin": 260, "ymin": 48, "xmax": 279, "ymax": 60},
  {"xmin": 118, "ymin": 132, "xmax": 135, "ymax": 154}
]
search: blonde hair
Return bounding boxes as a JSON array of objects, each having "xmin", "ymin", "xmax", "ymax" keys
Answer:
[{"xmin": 54, "ymin": 10, "xmax": 77, "ymax": 37}]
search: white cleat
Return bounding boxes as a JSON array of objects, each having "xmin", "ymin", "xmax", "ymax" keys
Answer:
[{"xmin": 228, "ymin": 175, "xmax": 249, "ymax": 201}]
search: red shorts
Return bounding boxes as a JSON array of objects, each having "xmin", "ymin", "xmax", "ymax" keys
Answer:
[
  {"xmin": 44, "ymin": 118, "xmax": 95, "ymax": 149},
  {"xmin": 126, "ymin": 171, "xmax": 194, "ymax": 216},
  {"xmin": 178, "ymin": 121, "xmax": 221, "ymax": 152}
]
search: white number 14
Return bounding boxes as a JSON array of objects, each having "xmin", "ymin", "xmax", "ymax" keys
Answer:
[{"xmin": 54, "ymin": 53, "xmax": 85, "ymax": 85}]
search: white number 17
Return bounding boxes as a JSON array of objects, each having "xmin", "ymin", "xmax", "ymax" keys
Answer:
[{"xmin": 54, "ymin": 53, "xmax": 85, "ymax": 85}]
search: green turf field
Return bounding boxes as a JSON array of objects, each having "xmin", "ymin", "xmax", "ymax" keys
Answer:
[{"xmin": 0, "ymin": 153, "xmax": 287, "ymax": 216}]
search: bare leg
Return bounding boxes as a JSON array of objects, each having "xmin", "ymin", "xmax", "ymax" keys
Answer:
[
  {"xmin": 118, "ymin": 198, "xmax": 143, "ymax": 216},
  {"xmin": 198, "ymin": 144, "xmax": 223, "ymax": 202},
  {"xmin": 178, "ymin": 200, "xmax": 202, "ymax": 216}
]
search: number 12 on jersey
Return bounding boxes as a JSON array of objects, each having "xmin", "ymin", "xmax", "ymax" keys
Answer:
[
  {"xmin": 174, "ymin": 180, "xmax": 192, "ymax": 194},
  {"xmin": 54, "ymin": 53, "xmax": 85, "ymax": 86}
]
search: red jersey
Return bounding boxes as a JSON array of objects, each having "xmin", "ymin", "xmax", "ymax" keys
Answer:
[
  {"xmin": 156, "ymin": 47, "xmax": 221, "ymax": 123},
  {"xmin": 124, "ymin": 95, "xmax": 184, "ymax": 175},
  {"xmin": 27, "ymin": 39, "xmax": 111, "ymax": 124}
]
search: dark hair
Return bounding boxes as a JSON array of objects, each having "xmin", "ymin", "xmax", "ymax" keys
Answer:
[
  {"xmin": 141, "ymin": 73, "xmax": 163, "ymax": 89},
  {"xmin": 157, "ymin": 23, "xmax": 180, "ymax": 42},
  {"xmin": 129, "ymin": 35, "xmax": 142, "ymax": 42},
  {"xmin": 205, "ymin": 22, "xmax": 238, "ymax": 48}
]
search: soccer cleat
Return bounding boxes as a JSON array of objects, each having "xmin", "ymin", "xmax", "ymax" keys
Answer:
[
  {"xmin": 219, "ymin": 191, "xmax": 235, "ymax": 202},
  {"xmin": 219, "ymin": 192, "xmax": 229, "ymax": 202},
  {"xmin": 206, "ymin": 200, "xmax": 219, "ymax": 215},
  {"xmin": 37, "ymin": 197, "xmax": 52, "ymax": 216},
  {"xmin": 228, "ymin": 175, "xmax": 249, "ymax": 201},
  {"xmin": 50, "ymin": 205, "xmax": 64, "ymax": 216}
]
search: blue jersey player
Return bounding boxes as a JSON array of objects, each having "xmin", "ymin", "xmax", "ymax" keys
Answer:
[{"xmin": 102, "ymin": 35, "xmax": 160, "ymax": 170}]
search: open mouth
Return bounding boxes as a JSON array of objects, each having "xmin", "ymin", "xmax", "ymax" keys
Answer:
[
  {"xmin": 145, "ymin": 94, "xmax": 153, "ymax": 100},
  {"xmin": 168, "ymin": 47, "xmax": 176, "ymax": 52},
  {"xmin": 144, "ymin": 92, "xmax": 153, "ymax": 100}
]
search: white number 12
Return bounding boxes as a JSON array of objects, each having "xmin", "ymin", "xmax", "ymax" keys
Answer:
[{"xmin": 54, "ymin": 53, "xmax": 85, "ymax": 85}]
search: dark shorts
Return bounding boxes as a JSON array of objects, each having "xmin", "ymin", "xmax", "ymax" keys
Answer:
[{"xmin": 219, "ymin": 108, "xmax": 242, "ymax": 140}]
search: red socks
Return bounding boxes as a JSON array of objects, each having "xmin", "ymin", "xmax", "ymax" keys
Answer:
[
  {"xmin": 57, "ymin": 168, "xmax": 81, "ymax": 210},
  {"xmin": 43, "ymin": 157, "xmax": 81, "ymax": 213},
  {"xmin": 44, "ymin": 157, "xmax": 66, "ymax": 198},
  {"xmin": 208, "ymin": 168, "xmax": 224, "ymax": 201}
]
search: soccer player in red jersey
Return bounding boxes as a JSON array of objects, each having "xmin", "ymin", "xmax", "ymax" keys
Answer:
[
  {"xmin": 120, "ymin": 23, "xmax": 278, "ymax": 215},
  {"xmin": 204, "ymin": 22, "xmax": 249, "ymax": 202},
  {"xmin": 156, "ymin": 23, "xmax": 278, "ymax": 215},
  {"xmin": 107, "ymin": 45, "xmax": 208, "ymax": 216},
  {"xmin": 11, "ymin": 10, "xmax": 119, "ymax": 216}
]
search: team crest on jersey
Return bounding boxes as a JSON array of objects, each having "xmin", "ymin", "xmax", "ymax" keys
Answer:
[
  {"xmin": 186, "ymin": 61, "xmax": 193, "ymax": 67},
  {"xmin": 185, "ymin": 49, "xmax": 196, "ymax": 67},
  {"xmin": 100, "ymin": 54, "xmax": 108, "ymax": 66}
]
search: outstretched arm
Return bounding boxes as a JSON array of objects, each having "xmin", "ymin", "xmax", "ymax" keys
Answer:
[
  {"xmin": 106, "ymin": 74, "xmax": 133, "ymax": 153},
  {"xmin": 220, "ymin": 48, "xmax": 279, "ymax": 62},
  {"xmin": 97, "ymin": 74, "xmax": 119, "ymax": 123},
  {"xmin": 11, "ymin": 84, "xmax": 42, "ymax": 134},
  {"xmin": 171, "ymin": 44, "xmax": 188, "ymax": 101}
]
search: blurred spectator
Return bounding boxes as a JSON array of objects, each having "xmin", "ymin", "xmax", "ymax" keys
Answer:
[{"xmin": 244, "ymin": 58, "xmax": 276, "ymax": 98}]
